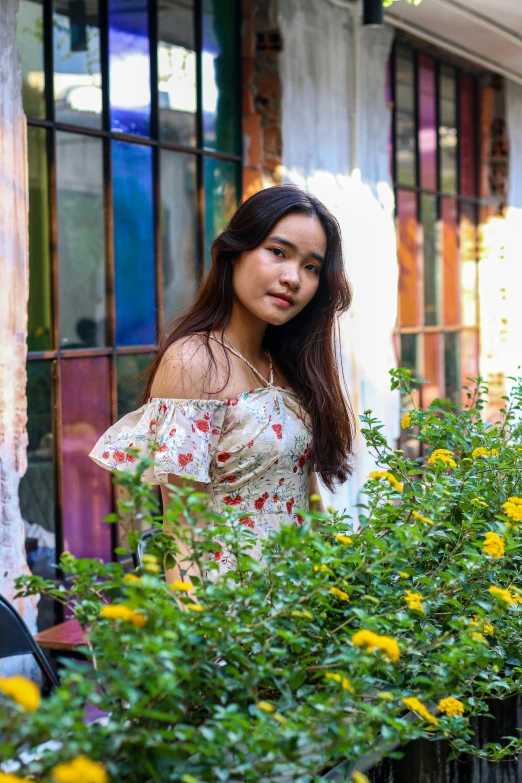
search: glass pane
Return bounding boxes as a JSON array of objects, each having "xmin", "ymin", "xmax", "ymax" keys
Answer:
[
  {"xmin": 439, "ymin": 65, "xmax": 457, "ymax": 194},
  {"xmin": 421, "ymin": 194, "xmax": 439, "ymax": 327},
  {"xmin": 204, "ymin": 158, "xmax": 239, "ymax": 265},
  {"xmin": 423, "ymin": 332, "xmax": 442, "ymax": 408},
  {"xmin": 117, "ymin": 353, "xmax": 155, "ymax": 418},
  {"xmin": 395, "ymin": 46, "xmax": 416, "ymax": 187},
  {"xmin": 113, "ymin": 140, "xmax": 156, "ymax": 345},
  {"xmin": 459, "ymin": 73, "xmax": 476, "ymax": 198},
  {"xmin": 399, "ymin": 334, "xmax": 420, "ymax": 457},
  {"xmin": 109, "ymin": 0, "xmax": 151, "ymax": 136},
  {"xmin": 53, "ymin": 0, "xmax": 102, "ymax": 128},
  {"xmin": 19, "ymin": 362, "xmax": 56, "ymax": 630},
  {"xmin": 460, "ymin": 202, "xmax": 478, "ymax": 327},
  {"xmin": 397, "ymin": 190, "xmax": 419, "ymax": 328},
  {"xmin": 444, "ymin": 331, "xmax": 460, "ymax": 405},
  {"xmin": 27, "ymin": 127, "xmax": 52, "ymax": 352},
  {"xmin": 418, "ymin": 55, "xmax": 436, "ymax": 192},
  {"xmin": 158, "ymin": 0, "xmax": 196, "ymax": 145},
  {"xmin": 441, "ymin": 197, "xmax": 459, "ymax": 326},
  {"xmin": 461, "ymin": 328, "xmax": 479, "ymax": 403},
  {"xmin": 57, "ymin": 132, "xmax": 105, "ymax": 348},
  {"xmin": 61, "ymin": 357, "xmax": 112, "ymax": 561},
  {"xmin": 202, "ymin": 0, "xmax": 240, "ymax": 154},
  {"xmin": 17, "ymin": 0, "xmax": 46, "ymax": 117},
  {"xmin": 161, "ymin": 150, "xmax": 198, "ymax": 323}
]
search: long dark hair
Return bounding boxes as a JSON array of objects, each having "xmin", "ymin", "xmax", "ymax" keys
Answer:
[{"xmin": 142, "ymin": 185, "xmax": 355, "ymax": 490}]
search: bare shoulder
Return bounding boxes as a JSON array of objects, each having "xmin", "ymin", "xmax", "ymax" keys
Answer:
[{"xmin": 150, "ymin": 334, "xmax": 227, "ymax": 400}]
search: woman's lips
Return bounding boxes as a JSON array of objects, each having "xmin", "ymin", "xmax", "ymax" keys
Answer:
[{"xmin": 269, "ymin": 294, "xmax": 293, "ymax": 308}]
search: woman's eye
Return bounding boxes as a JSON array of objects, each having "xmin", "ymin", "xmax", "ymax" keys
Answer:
[
  {"xmin": 270, "ymin": 248, "xmax": 284, "ymax": 258},
  {"xmin": 306, "ymin": 264, "xmax": 320, "ymax": 275}
]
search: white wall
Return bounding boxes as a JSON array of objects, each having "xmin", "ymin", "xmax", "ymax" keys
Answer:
[{"xmin": 279, "ymin": 0, "xmax": 399, "ymax": 521}]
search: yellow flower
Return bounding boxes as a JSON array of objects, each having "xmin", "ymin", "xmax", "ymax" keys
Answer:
[
  {"xmin": 427, "ymin": 449, "xmax": 457, "ymax": 469},
  {"xmin": 142, "ymin": 554, "xmax": 159, "ymax": 563},
  {"xmin": 99, "ymin": 604, "xmax": 146, "ymax": 627},
  {"xmin": 0, "ymin": 675, "xmax": 41, "ymax": 712},
  {"xmin": 334, "ymin": 533, "xmax": 353, "ymax": 545},
  {"xmin": 310, "ymin": 493, "xmax": 322, "ymax": 502},
  {"xmin": 437, "ymin": 697, "xmax": 465, "ymax": 717},
  {"xmin": 0, "ymin": 774, "xmax": 33, "ymax": 783},
  {"xmin": 412, "ymin": 511, "xmax": 435, "ymax": 526},
  {"xmin": 51, "ymin": 755, "xmax": 108, "ymax": 783},
  {"xmin": 186, "ymin": 603, "xmax": 205, "ymax": 612},
  {"xmin": 483, "ymin": 622, "xmax": 495, "ymax": 636},
  {"xmin": 489, "ymin": 585, "xmax": 522, "ymax": 605},
  {"xmin": 330, "ymin": 586, "xmax": 350, "ymax": 602},
  {"xmin": 324, "ymin": 672, "xmax": 354, "ymax": 692},
  {"xmin": 398, "ymin": 571, "xmax": 410, "ymax": 579},
  {"xmin": 470, "ymin": 631, "xmax": 485, "ymax": 641},
  {"xmin": 273, "ymin": 712, "xmax": 287, "ymax": 724},
  {"xmin": 404, "ymin": 590, "xmax": 425, "ymax": 613},
  {"xmin": 314, "ymin": 564, "xmax": 332, "ymax": 573},
  {"xmin": 472, "ymin": 447, "xmax": 499, "ymax": 458},
  {"xmin": 170, "ymin": 580, "xmax": 195, "ymax": 591},
  {"xmin": 352, "ymin": 629, "xmax": 400, "ymax": 662},
  {"xmin": 368, "ymin": 471, "xmax": 403, "ymax": 492},
  {"xmin": 291, "ymin": 609, "xmax": 314, "ymax": 619},
  {"xmin": 256, "ymin": 701, "xmax": 276, "ymax": 713},
  {"xmin": 401, "ymin": 696, "xmax": 438, "ymax": 726},
  {"xmin": 483, "ymin": 531, "xmax": 505, "ymax": 559},
  {"xmin": 471, "ymin": 498, "xmax": 488, "ymax": 508},
  {"xmin": 327, "ymin": 506, "xmax": 336, "ymax": 514},
  {"xmin": 123, "ymin": 573, "xmax": 142, "ymax": 583},
  {"xmin": 503, "ymin": 497, "xmax": 522, "ymax": 522},
  {"xmin": 401, "ymin": 412, "xmax": 412, "ymax": 429},
  {"xmin": 351, "ymin": 772, "xmax": 370, "ymax": 783}
]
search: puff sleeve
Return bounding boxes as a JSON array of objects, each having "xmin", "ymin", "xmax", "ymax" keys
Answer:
[{"xmin": 89, "ymin": 398, "xmax": 226, "ymax": 485}]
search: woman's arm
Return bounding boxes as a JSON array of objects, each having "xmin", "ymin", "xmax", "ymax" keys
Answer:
[{"xmin": 309, "ymin": 471, "xmax": 325, "ymax": 513}]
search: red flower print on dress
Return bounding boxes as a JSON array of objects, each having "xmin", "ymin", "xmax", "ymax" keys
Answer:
[
  {"xmin": 298, "ymin": 454, "xmax": 306, "ymax": 469},
  {"xmin": 178, "ymin": 453, "xmax": 193, "ymax": 468},
  {"xmin": 204, "ymin": 411, "xmax": 211, "ymax": 420},
  {"xmin": 273, "ymin": 494, "xmax": 279, "ymax": 502},
  {"xmin": 196, "ymin": 419, "xmax": 210, "ymax": 433},
  {"xmin": 254, "ymin": 492, "xmax": 269, "ymax": 511},
  {"xmin": 149, "ymin": 419, "xmax": 157, "ymax": 433},
  {"xmin": 272, "ymin": 423, "xmax": 282, "ymax": 440},
  {"xmin": 247, "ymin": 440, "xmax": 254, "ymax": 448},
  {"xmin": 297, "ymin": 514, "xmax": 304, "ymax": 525},
  {"xmin": 286, "ymin": 497, "xmax": 295, "ymax": 514},
  {"xmin": 212, "ymin": 428, "xmax": 220, "ymax": 435},
  {"xmin": 279, "ymin": 477, "xmax": 285, "ymax": 485},
  {"xmin": 126, "ymin": 454, "xmax": 136, "ymax": 463},
  {"xmin": 225, "ymin": 397, "xmax": 239, "ymax": 407},
  {"xmin": 224, "ymin": 495, "xmax": 243, "ymax": 506},
  {"xmin": 102, "ymin": 451, "xmax": 109, "ymax": 460},
  {"xmin": 114, "ymin": 450, "xmax": 125, "ymax": 464},
  {"xmin": 159, "ymin": 403, "xmax": 168, "ymax": 414},
  {"xmin": 217, "ymin": 452, "xmax": 230, "ymax": 463},
  {"xmin": 214, "ymin": 548, "xmax": 222, "ymax": 560},
  {"xmin": 169, "ymin": 428, "xmax": 176, "ymax": 437},
  {"xmin": 159, "ymin": 444, "xmax": 168, "ymax": 453},
  {"xmin": 239, "ymin": 517, "xmax": 255, "ymax": 529}
]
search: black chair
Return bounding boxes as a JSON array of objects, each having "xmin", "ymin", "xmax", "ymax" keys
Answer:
[{"xmin": 0, "ymin": 594, "xmax": 59, "ymax": 690}]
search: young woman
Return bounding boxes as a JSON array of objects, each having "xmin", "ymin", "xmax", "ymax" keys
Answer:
[{"xmin": 90, "ymin": 185, "xmax": 355, "ymax": 584}]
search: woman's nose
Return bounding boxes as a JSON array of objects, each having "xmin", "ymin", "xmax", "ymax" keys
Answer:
[{"xmin": 279, "ymin": 264, "xmax": 301, "ymax": 289}]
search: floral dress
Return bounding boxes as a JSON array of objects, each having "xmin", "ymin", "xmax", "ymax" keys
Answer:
[{"xmin": 89, "ymin": 355, "xmax": 313, "ymax": 581}]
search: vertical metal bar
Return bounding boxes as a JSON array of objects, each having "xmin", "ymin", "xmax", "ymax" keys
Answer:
[
  {"xmin": 149, "ymin": 0, "xmax": 164, "ymax": 334},
  {"xmin": 100, "ymin": 0, "xmax": 110, "ymax": 133},
  {"xmin": 195, "ymin": 0, "xmax": 206, "ymax": 281},
  {"xmin": 413, "ymin": 47, "xmax": 421, "ymax": 193},
  {"xmin": 390, "ymin": 41, "xmax": 398, "ymax": 188},
  {"xmin": 43, "ymin": 0, "xmax": 54, "ymax": 123},
  {"xmin": 435, "ymin": 60, "xmax": 441, "ymax": 196}
]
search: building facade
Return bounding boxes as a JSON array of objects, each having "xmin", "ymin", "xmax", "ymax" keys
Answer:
[{"xmin": 2, "ymin": 0, "xmax": 522, "ymax": 633}]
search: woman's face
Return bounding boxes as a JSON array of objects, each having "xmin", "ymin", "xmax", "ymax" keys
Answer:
[{"xmin": 231, "ymin": 213, "xmax": 327, "ymax": 326}]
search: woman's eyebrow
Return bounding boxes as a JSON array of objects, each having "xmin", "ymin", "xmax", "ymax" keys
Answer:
[{"xmin": 268, "ymin": 235, "xmax": 324, "ymax": 264}]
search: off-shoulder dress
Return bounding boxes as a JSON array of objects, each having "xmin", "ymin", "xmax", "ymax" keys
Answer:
[{"xmin": 89, "ymin": 339, "xmax": 313, "ymax": 581}]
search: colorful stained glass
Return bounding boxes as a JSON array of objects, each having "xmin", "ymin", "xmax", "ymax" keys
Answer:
[
  {"xmin": 53, "ymin": 0, "xmax": 102, "ymax": 128},
  {"xmin": 204, "ymin": 158, "xmax": 239, "ymax": 265},
  {"xmin": 161, "ymin": 150, "xmax": 198, "ymax": 323},
  {"xmin": 27, "ymin": 127, "xmax": 52, "ymax": 352},
  {"xmin": 56, "ymin": 132, "xmax": 105, "ymax": 348},
  {"xmin": 397, "ymin": 190, "xmax": 420, "ymax": 328},
  {"xmin": 117, "ymin": 353, "xmax": 155, "ymax": 418},
  {"xmin": 109, "ymin": 0, "xmax": 151, "ymax": 136},
  {"xmin": 17, "ymin": 0, "xmax": 46, "ymax": 118},
  {"xmin": 19, "ymin": 361, "xmax": 56, "ymax": 629},
  {"xmin": 395, "ymin": 46, "xmax": 416, "ymax": 187},
  {"xmin": 460, "ymin": 202, "xmax": 478, "ymax": 327},
  {"xmin": 113, "ymin": 140, "xmax": 156, "ymax": 345},
  {"xmin": 202, "ymin": 0, "xmax": 240, "ymax": 154},
  {"xmin": 418, "ymin": 55, "xmax": 436, "ymax": 192},
  {"xmin": 421, "ymin": 194, "xmax": 439, "ymax": 327},
  {"xmin": 444, "ymin": 331, "xmax": 460, "ymax": 405},
  {"xmin": 423, "ymin": 333, "xmax": 442, "ymax": 408},
  {"xmin": 61, "ymin": 357, "xmax": 112, "ymax": 561},
  {"xmin": 441, "ymin": 197, "xmax": 459, "ymax": 326},
  {"xmin": 459, "ymin": 73, "xmax": 477, "ymax": 198},
  {"xmin": 439, "ymin": 65, "xmax": 457, "ymax": 194},
  {"xmin": 158, "ymin": 0, "xmax": 197, "ymax": 145}
]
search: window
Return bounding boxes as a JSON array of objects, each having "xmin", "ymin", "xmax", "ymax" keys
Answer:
[
  {"xmin": 390, "ymin": 41, "xmax": 480, "ymax": 453},
  {"xmin": 17, "ymin": 0, "xmax": 241, "ymax": 626}
]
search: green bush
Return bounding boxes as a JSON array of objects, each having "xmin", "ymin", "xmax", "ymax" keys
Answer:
[{"xmin": 2, "ymin": 371, "xmax": 522, "ymax": 782}]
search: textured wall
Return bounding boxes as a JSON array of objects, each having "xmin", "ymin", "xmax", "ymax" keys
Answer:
[
  {"xmin": 279, "ymin": 0, "xmax": 399, "ymax": 519},
  {"xmin": 0, "ymin": 0, "xmax": 38, "ymax": 660}
]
